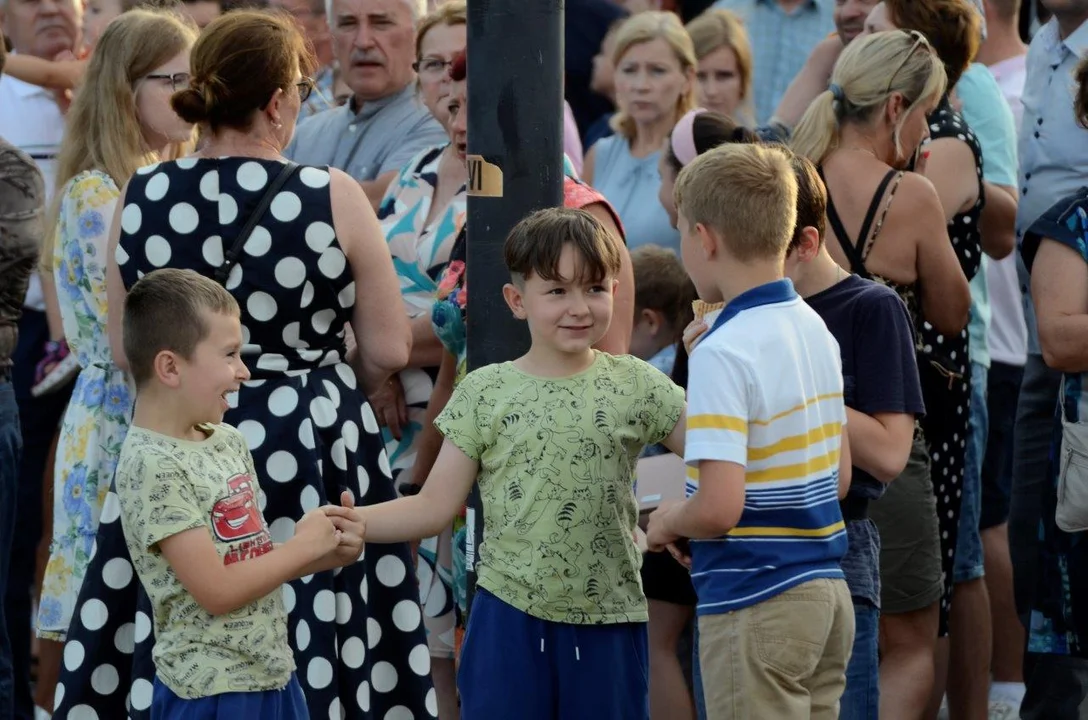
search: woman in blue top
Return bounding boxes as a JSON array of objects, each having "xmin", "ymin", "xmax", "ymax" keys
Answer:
[{"xmin": 584, "ymin": 11, "xmax": 695, "ymax": 254}]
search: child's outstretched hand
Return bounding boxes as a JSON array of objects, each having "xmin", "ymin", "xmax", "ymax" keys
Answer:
[
  {"xmin": 295, "ymin": 508, "xmax": 342, "ymax": 561},
  {"xmin": 323, "ymin": 490, "xmax": 366, "ymax": 566}
]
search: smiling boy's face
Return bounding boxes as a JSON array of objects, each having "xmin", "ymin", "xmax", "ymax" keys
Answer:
[
  {"xmin": 505, "ymin": 243, "xmax": 617, "ymax": 357},
  {"xmin": 177, "ymin": 310, "xmax": 250, "ymax": 425}
]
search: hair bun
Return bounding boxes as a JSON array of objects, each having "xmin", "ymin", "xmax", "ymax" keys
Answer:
[{"xmin": 170, "ymin": 86, "xmax": 210, "ymax": 124}]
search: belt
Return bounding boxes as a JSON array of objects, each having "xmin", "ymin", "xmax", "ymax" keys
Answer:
[{"xmin": 839, "ymin": 493, "xmax": 869, "ymax": 522}]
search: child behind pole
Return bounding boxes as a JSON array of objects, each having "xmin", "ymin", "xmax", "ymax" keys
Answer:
[
  {"xmin": 629, "ymin": 243, "xmax": 697, "ymax": 376},
  {"xmin": 363, "ymin": 207, "xmax": 687, "ymax": 720},
  {"xmin": 114, "ymin": 268, "xmax": 365, "ymax": 718},
  {"xmin": 646, "ymin": 143, "xmax": 854, "ymax": 719}
]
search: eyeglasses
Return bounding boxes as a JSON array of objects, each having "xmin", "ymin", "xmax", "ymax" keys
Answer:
[
  {"xmin": 885, "ymin": 30, "xmax": 931, "ymax": 96},
  {"xmin": 296, "ymin": 77, "xmax": 316, "ymax": 102},
  {"xmin": 145, "ymin": 72, "xmax": 191, "ymax": 92},
  {"xmin": 412, "ymin": 57, "xmax": 453, "ymax": 77}
]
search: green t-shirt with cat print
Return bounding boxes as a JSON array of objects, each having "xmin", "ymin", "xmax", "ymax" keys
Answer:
[
  {"xmin": 114, "ymin": 423, "xmax": 293, "ymax": 699},
  {"xmin": 434, "ymin": 351, "xmax": 685, "ymax": 624}
]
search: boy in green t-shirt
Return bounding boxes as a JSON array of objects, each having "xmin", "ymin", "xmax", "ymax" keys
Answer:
[
  {"xmin": 363, "ymin": 207, "xmax": 687, "ymax": 719},
  {"xmin": 113, "ymin": 268, "xmax": 364, "ymax": 718}
]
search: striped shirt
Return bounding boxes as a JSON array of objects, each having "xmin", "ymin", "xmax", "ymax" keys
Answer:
[{"xmin": 685, "ymin": 279, "xmax": 848, "ymax": 614}]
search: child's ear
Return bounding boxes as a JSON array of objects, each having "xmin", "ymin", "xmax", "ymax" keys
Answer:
[
  {"xmin": 696, "ymin": 222, "xmax": 718, "ymax": 260},
  {"xmin": 154, "ymin": 349, "xmax": 183, "ymax": 388},
  {"xmin": 502, "ymin": 282, "xmax": 528, "ymax": 320},
  {"xmin": 796, "ymin": 227, "xmax": 822, "ymax": 262},
  {"xmin": 611, "ymin": 278, "xmax": 619, "ymax": 296}
]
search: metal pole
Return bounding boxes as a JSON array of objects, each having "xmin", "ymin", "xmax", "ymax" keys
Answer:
[{"xmin": 464, "ymin": 0, "xmax": 565, "ymax": 614}]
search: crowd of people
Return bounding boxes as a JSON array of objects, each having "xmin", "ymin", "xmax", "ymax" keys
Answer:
[{"xmin": 0, "ymin": 0, "xmax": 1086, "ymax": 718}]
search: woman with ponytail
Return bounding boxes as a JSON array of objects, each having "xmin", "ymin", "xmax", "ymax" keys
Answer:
[{"xmin": 792, "ymin": 29, "xmax": 971, "ymax": 719}]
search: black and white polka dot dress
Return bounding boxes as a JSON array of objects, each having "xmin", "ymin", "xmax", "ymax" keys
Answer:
[
  {"xmin": 52, "ymin": 157, "xmax": 436, "ymax": 719},
  {"xmin": 919, "ymin": 98, "xmax": 984, "ymax": 636}
]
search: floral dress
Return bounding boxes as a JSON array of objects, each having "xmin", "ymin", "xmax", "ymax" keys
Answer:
[
  {"xmin": 377, "ymin": 145, "xmax": 466, "ymax": 659},
  {"xmin": 37, "ymin": 170, "xmax": 134, "ymax": 641}
]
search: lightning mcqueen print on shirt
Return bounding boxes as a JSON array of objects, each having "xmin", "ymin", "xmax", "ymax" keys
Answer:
[{"xmin": 213, "ymin": 474, "xmax": 273, "ymax": 565}]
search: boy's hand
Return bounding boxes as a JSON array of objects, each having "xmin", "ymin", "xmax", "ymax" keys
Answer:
[
  {"xmin": 646, "ymin": 501, "xmax": 683, "ymax": 552},
  {"xmin": 294, "ymin": 508, "xmax": 341, "ymax": 561},
  {"xmin": 682, "ymin": 320, "xmax": 709, "ymax": 355}
]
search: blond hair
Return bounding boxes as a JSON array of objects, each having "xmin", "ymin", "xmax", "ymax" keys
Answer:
[
  {"xmin": 415, "ymin": 0, "xmax": 465, "ymax": 59},
  {"xmin": 686, "ymin": 10, "xmax": 753, "ymax": 114},
  {"xmin": 790, "ymin": 30, "xmax": 946, "ymax": 166},
  {"xmin": 44, "ymin": 8, "xmax": 196, "ymax": 270},
  {"xmin": 674, "ymin": 143, "xmax": 798, "ymax": 262},
  {"xmin": 610, "ymin": 11, "xmax": 696, "ymax": 141}
]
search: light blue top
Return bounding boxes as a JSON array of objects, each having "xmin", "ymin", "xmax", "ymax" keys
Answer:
[
  {"xmin": 1016, "ymin": 17, "xmax": 1088, "ymax": 356},
  {"xmin": 591, "ymin": 135, "xmax": 680, "ymax": 253},
  {"xmin": 955, "ymin": 63, "xmax": 1019, "ymax": 369},
  {"xmin": 285, "ymin": 83, "xmax": 448, "ymax": 183},
  {"xmin": 712, "ymin": 0, "xmax": 834, "ymax": 124}
]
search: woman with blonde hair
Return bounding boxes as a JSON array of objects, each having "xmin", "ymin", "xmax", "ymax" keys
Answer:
[
  {"xmin": 33, "ymin": 4, "xmax": 195, "ymax": 701},
  {"xmin": 685, "ymin": 9, "xmax": 753, "ymax": 126},
  {"xmin": 584, "ymin": 10, "xmax": 695, "ymax": 253},
  {"xmin": 792, "ymin": 29, "xmax": 971, "ymax": 719}
]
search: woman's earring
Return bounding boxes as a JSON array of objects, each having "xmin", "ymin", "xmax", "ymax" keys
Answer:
[{"xmin": 272, "ymin": 119, "xmax": 283, "ymax": 129}]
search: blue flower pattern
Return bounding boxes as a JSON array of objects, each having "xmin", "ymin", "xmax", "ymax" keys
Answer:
[{"xmin": 38, "ymin": 170, "xmax": 134, "ymax": 641}]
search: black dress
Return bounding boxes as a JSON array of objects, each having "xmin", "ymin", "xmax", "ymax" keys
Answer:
[{"xmin": 52, "ymin": 157, "xmax": 435, "ymax": 719}]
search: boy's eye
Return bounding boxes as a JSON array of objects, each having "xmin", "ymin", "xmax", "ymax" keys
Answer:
[
  {"xmin": 590, "ymin": 285, "xmax": 608, "ymax": 293},
  {"xmin": 548, "ymin": 288, "xmax": 566, "ymax": 295}
]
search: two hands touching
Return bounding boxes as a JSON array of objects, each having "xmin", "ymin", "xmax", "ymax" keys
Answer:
[{"xmin": 293, "ymin": 490, "xmax": 368, "ymax": 572}]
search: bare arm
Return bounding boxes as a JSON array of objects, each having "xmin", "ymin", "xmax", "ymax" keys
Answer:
[
  {"xmin": 331, "ymin": 169, "xmax": 412, "ymax": 395},
  {"xmin": 838, "ymin": 428, "xmax": 852, "ymax": 500},
  {"xmin": 158, "ymin": 507, "xmax": 352, "ymax": 617},
  {"xmin": 905, "ymin": 174, "xmax": 971, "ymax": 335},
  {"xmin": 1034, "ymin": 239, "xmax": 1088, "ymax": 373},
  {"xmin": 365, "ymin": 438, "xmax": 478, "ymax": 542},
  {"xmin": 662, "ymin": 460, "xmax": 746, "ymax": 539},
  {"xmin": 922, "ymin": 138, "xmax": 980, "ymax": 223},
  {"xmin": 407, "ymin": 351, "xmax": 457, "ymax": 488},
  {"xmin": 585, "ymin": 202, "xmax": 633, "ymax": 355},
  {"xmin": 844, "ymin": 409, "xmax": 913, "ymax": 484},
  {"xmin": 106, "ymin": 187, "xmax": 130, "ymax": 371},
  {"xmin": 979, "ymin": 182, "xmax": 1017, "ymax": 260},
  {"xmin": 359, "ymin": 170, "xmax": 398, "ymax": 211},
  {"xmin": 772, "ymin": 35, "xmax": 844, "ymax": 130},
  {"xmin": 408, "ymin": 314, "xmax": 447, "ymax": 368},
  {"xmin": 3, "ymin": 55, "xmax": 85, "ymax": 90}
]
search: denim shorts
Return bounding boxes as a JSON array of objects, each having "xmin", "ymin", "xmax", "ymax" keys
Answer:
[
  {"xmin": 953, "ymin": 361, "xmax": 987, "ymax": 584},
  {"xmin": 840, "ymin": 600, "xmax": 879, "ymax": 720}
]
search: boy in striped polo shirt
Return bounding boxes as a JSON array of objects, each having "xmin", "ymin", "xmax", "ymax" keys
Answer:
[{"xmin": 646, "ymin": 143, "xmax": 854, "ymax": 718}]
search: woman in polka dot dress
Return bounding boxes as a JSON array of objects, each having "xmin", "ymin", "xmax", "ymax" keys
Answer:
[{"xmin": 52, "ymin": 12, "xmax": 434, "ymax": 720}]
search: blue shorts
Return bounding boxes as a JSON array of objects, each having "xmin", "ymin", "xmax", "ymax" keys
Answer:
[
  {"xmin": 459, "ymin": 588, "xmax": 649, "ymax": 720},
  {"xmin": 840, "ymin": 600, "xmax": 880, "ymax": 720},
  {"xmin": 954, "ymin": 361, "xmax": 987, "ymax": 584},
  {"xmin": 151, "ymin": 674, "xmax": 307, "ymax": 720}
]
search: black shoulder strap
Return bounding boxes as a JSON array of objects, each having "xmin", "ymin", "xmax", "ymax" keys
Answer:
[
  {"xmin": 819, "ymin": 165, "xmax": 869, "ymax": 279},
  {"xmin": 855, "ymin": 170, "xmax": 898, "ymax": 259},
  {"xmin": 215, "ymin": 161, "xmax": 300, "ymax": 285}
]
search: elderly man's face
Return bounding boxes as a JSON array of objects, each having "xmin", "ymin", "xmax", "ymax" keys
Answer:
[
  {"xmin": 330, "ymin": 0, "xmax": 416, "ymax": 103},
  {"xmin": 0, "ymin": 0, "xmax": 81, "ymax": 60}
]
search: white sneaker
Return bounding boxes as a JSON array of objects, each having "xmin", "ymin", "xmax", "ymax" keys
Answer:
[
  {"xmin": 34, "ymin": 706, "xmax": 52, "ymax": 720},
  {"xmin": 989, "ymin": 698, "xmax": 1021, "ymax": 720}
]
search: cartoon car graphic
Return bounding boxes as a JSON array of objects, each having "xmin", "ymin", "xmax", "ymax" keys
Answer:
[{"xmin": 211, "ymin": 474, "xmax": 264, "ymax": 542}]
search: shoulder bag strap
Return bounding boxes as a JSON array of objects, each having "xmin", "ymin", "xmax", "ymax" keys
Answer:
[{"xmin": 215, "ymin": 161, "xmax": 300, "ymax": 285}]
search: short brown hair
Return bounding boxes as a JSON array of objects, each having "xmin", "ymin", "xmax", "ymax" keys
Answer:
[
  {"xmin": 885, "ymin": 0, "xmax": 980, "ymax": 88},
  {"xmin": 171, "ymin": 10, "xmax": 315, "ymax": 132},
  {"xmin": 788, "ymin": 154, "xmax": 828, "ymax": 252},
  {"xmin": 631, "ymin": 244, "xmax": 697, "ymax": 333},
  {"xmin": 123, "ymin": 268, "xmax": 240, "ymax": 387},
  {"xmin": 504, "ymin": 207, "xmax": 623, "ymax": 285},
  {"xmin": 674, "ymin": 143, "xmax": 798, "ymax": 262}
]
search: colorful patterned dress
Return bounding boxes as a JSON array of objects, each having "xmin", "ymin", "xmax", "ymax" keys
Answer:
[
  {"xmin": 37, "ymin": 169, "xmax": 134, "ymax": 641},
  {"xmin": 377, "ymin": 144, "xmax": 466, "ymax": 658}
]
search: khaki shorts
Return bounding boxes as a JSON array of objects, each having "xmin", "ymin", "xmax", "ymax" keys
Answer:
[
  {"xmin": 870, "ymin": 433, "xmax": 943, "ymax": 614},
  {"xmin": 697, "ymin": 578, "xmax": 854, "ymax": 719}
]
